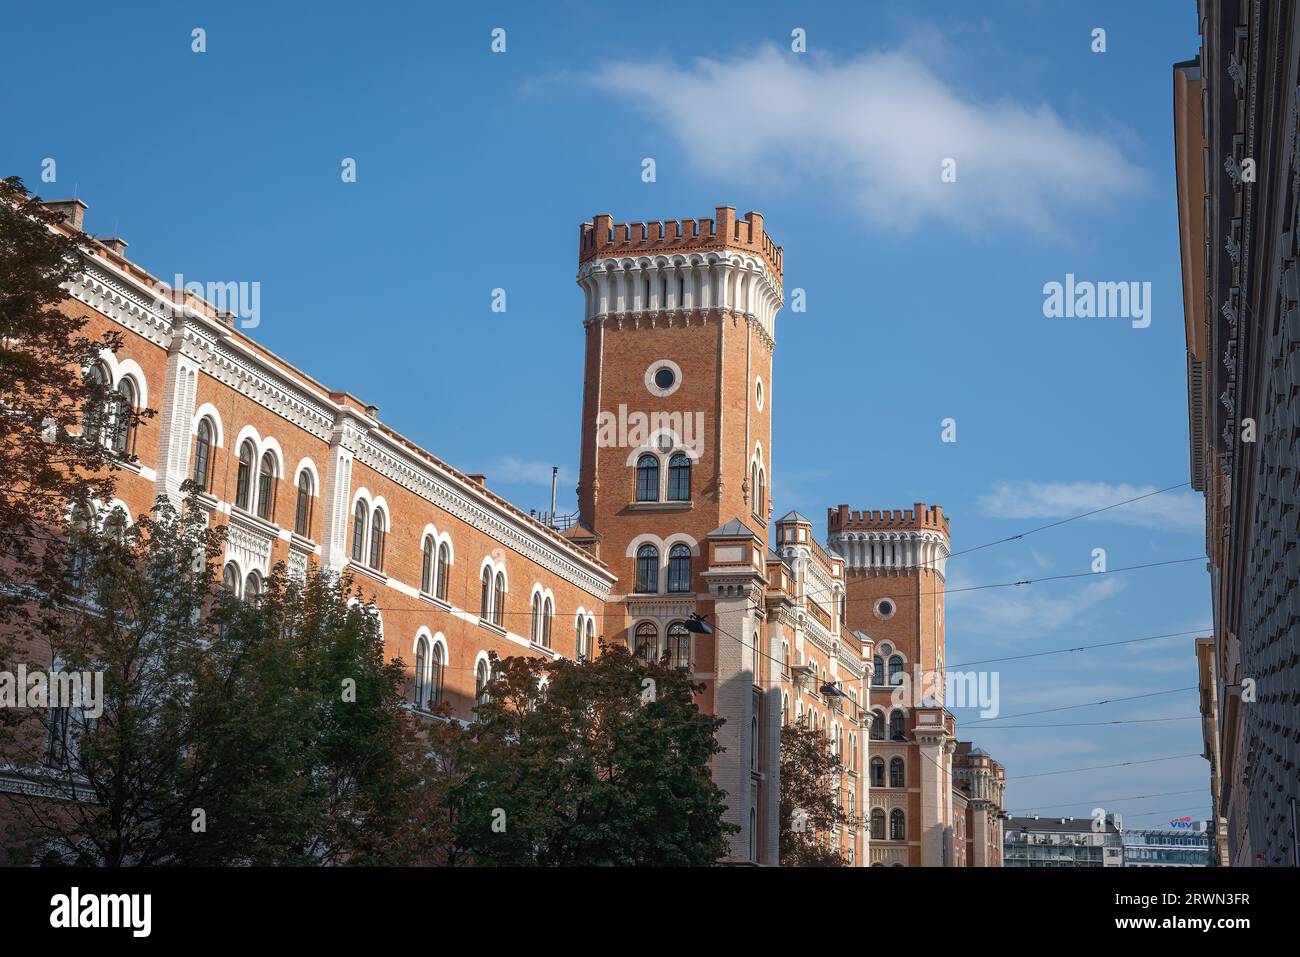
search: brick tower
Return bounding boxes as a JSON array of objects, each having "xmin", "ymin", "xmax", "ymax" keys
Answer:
[
  {"xmin": 827, "ymin": 503, "xmax": 954, "ymax": 865},
  {"xmin": 573, "ymin": 207, "xmax": 785, "ymax": 863}
]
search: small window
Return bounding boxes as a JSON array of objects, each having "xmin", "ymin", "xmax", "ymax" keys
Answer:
[
  {"xmin": 667, "ymin": 454, "xmax": 691, "ymax": 501},
  {"xmin": 870, "ymin": 757, "xmax": 885, "ymax": 788},
  {"xmin": 222, "ymin": 562, "xmax": 239, "ymax": 593},
  {"xmin": 193, "ymin": 418, "xmax": 214, "ymax": 490},
  {"xmin": 653, "ymin": 366, "xmax": 675, "ymax": 391},
  {"xmin": 584, "ymin": 617, "xmax": 595, "ymax": 660},
  {"xmin": 436, "ymin": 543, "xmax": 450, "ymax": 601},
  {"xmin": 635, "ymin": 544, "xmax": 659, "ymax": 593},
  {"xmin": 542, "ymin": 597, "xmax": 553, "ymax": 649},
  {"xmin": 871, "ymin": 809, "xmax": 886, "ymax": 841},
  {"xmin": 635, "ymin": 454, "xmax": 660, "ymax": 502},
  {"xmin": 890, "ymin": 808, "xmax": 905, "ymax": 841},
  {"xmin": 531, "ymin": 593, "xmax": 543, "ymax": 644},
  {"xmin": 421, "ymin": 538, "xmax": 434, "ymax": 594},
  {"xmin": 889, "ymin": 710, "xmax": 906, "ymax": 741},
  {"xmin": 111, "ymin": 378, "xmax": 136, "ymax": 454},
  {"xmin": 666, "ymin": 621, "xmax": 690, "ymax": 669},
  {"xmin": 352, "ymin": 501, "xmax": 368, "ymax": 563},
  {"xmin": 667, "ymin": 543, "xmax": 691, "ymax": 593},
  {"xmin": 869, "ymin": 710, "xmax": 885, "ymax": 740},
  {"xmin": 480, "ymin": 568, "xmax": 492, "ymax": 619},
  {"xmin": 872, "ymin": 655, "xmax": 885, "ymax": 686},
  {"xmin": 474, "ymin": 658, "xmax": 490, "ymax": 719},
  {"xmin": 888, "ymin": 655, "xmax": 904, "ymax": 686},
  {"xmin": 890, "ymin": 756, "xmax": 905, "ymax": 788},
  {"xmin": 236, "ymin": 441, "xmax": 256, "ymax": 510},
  {"xmin": 256, "ymin": 452, "xmax": 276, "ymax": 521},
  {"xmin": 414, "ymin": 636, "xmax": 428, "ymax": 708},
  {"xmin": 633, "ymin": 622, "xmax": 658, "ymax": 661},
  {"xmin": 294, "ymin": 470, "xmax": 312, "ymax": 536},
  {"xmin": 244, "ymin": 571, "xmax": 261, "ymax": 599},
  {"xmin": 493, "ymin": 572, "xmax": 505, "ymax": 627},
  {"xmin": 368, "ymin": 509, "xmax": 385, "ymax": 570},
  {"xmin": 429, "ymin": 642, "xmax": 444, "ymax": 707}
]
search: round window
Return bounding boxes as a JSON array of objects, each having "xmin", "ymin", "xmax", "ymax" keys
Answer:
[
  {"xmin": 644, "ymin": 360, "xmax": 683, "ymax": 397},
  {"xmin": 875, "ymin": 599, "xmax": 896, "ymax": 620}
]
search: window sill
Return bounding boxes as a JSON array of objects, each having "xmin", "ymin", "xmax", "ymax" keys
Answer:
[
  {"xmin": 419, "ymin": 593, "xmax": 453, "ymax": 611},
  {"xmin": 230, "ymin": 506, "xmax": 281, "ymax": 538},
  {"xmin": 478, "ymin": 618, "xmax": 507, "ymax": 637},
  {"xmin": 347, "ymin": 561, "xmax": 388, "ymax": 585},
  {"xmin": 628, "ymin": 500, "xmax": 693, "ymax": 511}
]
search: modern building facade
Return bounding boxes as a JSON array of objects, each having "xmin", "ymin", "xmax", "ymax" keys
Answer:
[
  {"xmin": 1122, "ymin": 822, "xmax": 1213, "ymax": 867},
  {"xmin": 4, "ymin": 198, "xmax": 1004, "ymax": 865},
  {"xmin": 1174, "ymin": 0, "xmax": 1300, "ymax": 867},
  {"xmin": 1003, "ymin": 815, "xmax": 1125, "ymax": 868}
]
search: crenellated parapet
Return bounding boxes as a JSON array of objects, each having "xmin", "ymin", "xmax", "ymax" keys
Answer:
[{"xmin": 826, "ymin": 502, "xmax": 950, "ymax": 578}]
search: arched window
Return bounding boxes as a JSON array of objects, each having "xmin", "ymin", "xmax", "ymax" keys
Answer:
[
  {"xmin": 666, "ymin": 621, "xmax": 690, "ymax": 669},
  {"xmin": 635, "ymin": 454, "xmax": 659, "ymax": 502},
  {"xmin": 781, "ymin": 641, "xmax": 790, "ymax": 676},
  {"xmin": 111, "ymin": 378, "xmax": 136, "ymax": 454},
  {"xmin": 888, "ymin": 654, "xmax": 904, "ymax": 686},
  {"xmin": 873, "ymin": 655, "xmax": 885, "ymax": 686},
  {"xmin": 414, "ymin": 636, "xmax": 428, "ymax": 708},
  {"xmin": 493, "ymin": 572, "xmax": 506, "ymax": 627},
  {"xmin": 222, "ymin": 562, "xmax": 239, "ymax": 594},
  {"xmin": 575, "ymin": 618, "xmax": 587, "ymax": 660},
  {"xmin": 633, "ymin": 622, "xmax": 657, "ymax": 661},
  {"xmin": 436, "ymin": 543, "xmax": 450, "ymax": 601},
  {"xmin": 749, "ymin": 808, "xmax": 758, "ymax": 863},
  {"xmin": 480, "ymin": 567, "xmax": 492, "ymax": 619},
  {"xmin": 870, "ymin": 710, "xmax": 885, "ymax": 740},
  {"xmin": 294, "ymin": 470, "xmax": 312, "ymax": 536},
  {"xmin": 244, "ymin": 571, "xmax": 260, "ymax": 599},
  {"xmin": 236, "ymin": 440, "xmax": 256, "ymax": 510},
  {"xmin": 750, "ymin": 462, "xmax": 759, "ymax": 516},
  {"xmin": 351, "ymin": 501, "xmax": 368, "ymax": 563},
  {"xmin": 474, "ymin": 658, "xmax": 489, "ymax": 718},
  {"xmin": 870, "ymin": 808, "xmax": 886, "ymax": 841},
  {"xmin": 531, "ymin": 593, "xmax": 543, "ymax": 644},
  {"xmin": 84, "ymin": 364, "xmax": 109, "ymax": 444},
  {"xmin": 193, "ymin": 418, "xmax": 214, "ymax": 491},
  {"xmin": 750, "ymin": 716, "xmax": 758, "ymax": 769},
  {"xmin": 429, "ymin": 642, "xmax": 444, "ymax": 707},
  {"xmin": 667, "ymin": 453, "xmax": 691, "ymax": 501},
  {"xmin": 542, "ymin": 597, "xmax": 553, "ymax": 648},
  {"xmin": 421, "ymin": 537, "xmax": 434, "ymax": 594},
  {"xmin": 368, "ymin": 509, "xmax": 385, "ymax": 570},
  {"xmin": 585, "ymin": 618, "xmax": 595, "ymax": 660},
  {"xmin": 889, "ymin": 711, "xmax": 906, "ymax": 741},
  {"xmin": 635, "ymin": 544, "xmax": 659, "ymax": 593},
  {"xmin": 890, "ymin": 756, "xmax": 905, "ymax": 788},
  {"xmin": 757, "ymin": 468, "xmax": 766, "ymax": 518},
  {"xmin": 890, "ymin": 808, "xmax": 905, "ymax": 841},
  {"xmin": 870, "ymin": 756, "xmax": 885, "ymax": 787},
  {"xmin": 256, "ymin": 453, "xmax": 276, "ymax": 521},
  {"xmin": 667, "ymin": 543, "xmax": 691, "ymax": 593},
  {"xmin": 781, "ymin": 693, "xmax": 789, "ymax": 726}
]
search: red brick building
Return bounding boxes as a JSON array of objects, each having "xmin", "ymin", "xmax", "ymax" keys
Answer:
[{"xmin": 4, "ymin": 199, "xmax": 1004, "ymax": 865}]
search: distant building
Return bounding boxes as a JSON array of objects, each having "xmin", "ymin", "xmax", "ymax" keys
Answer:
[
  {"xmin": 1003, "ymin": 815, "xmax": 1124, "ymax": 868},
  {"xmin": 1122, "ymin": 822, "xmax": 1212, "ymax": 868}
]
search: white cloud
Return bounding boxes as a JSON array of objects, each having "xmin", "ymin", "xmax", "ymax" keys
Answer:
[
  {"xmin": 589, "ymin": 44, "xmax": 1143, "ymax": 236},
  {"xmin": 947, "ymin": 571, "xmax": 1124, "ymax": 637},
  {"xmin": 978, "ymin": 481, "xmax": 1204, "ymax": 533}
]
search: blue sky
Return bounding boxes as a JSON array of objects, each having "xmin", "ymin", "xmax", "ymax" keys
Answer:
[{"xmin": 3, "ymin": 0, "xmax": 1211, "ymax": 826}]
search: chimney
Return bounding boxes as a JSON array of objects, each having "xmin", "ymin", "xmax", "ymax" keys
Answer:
[
  {"xmin": 43, "ymin": 199, "xmax": 87, "ymax": 232},
  {"xmin": 467, "ymin": 473, "xmax": 487, "ymax": 487},
  {"xmin": 101, "ymin": 237, "xmax": 128, "ymax": 256}
]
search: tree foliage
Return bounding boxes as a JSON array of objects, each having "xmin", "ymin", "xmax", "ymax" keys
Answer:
[{"xmin": 779, "ymin": 720, "xmax": 856, "ymax": 867}]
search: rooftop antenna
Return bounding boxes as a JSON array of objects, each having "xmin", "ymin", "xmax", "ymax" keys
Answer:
[{"xmin": 549, "ymin": 466, "xmax": 558, "ymax": 527}]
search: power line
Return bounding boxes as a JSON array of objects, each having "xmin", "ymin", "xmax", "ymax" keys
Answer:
[
  {"xmin": 1007, "ymin": 788, "xmax": 1206, "ymax": 814},
  {"xmin": 961, "ymin": 687, "xmax": 1198, "ymax": 725},
  {"xmin": 1007, "ymin": 753, "xmax": 1203, "ymax": 780},
  {"xmin": 966, "ymin": 716, "xmax": 1199, "ymax": 730},
  {"xmin": 945, "ymin": 627, "xmax": 1209, "ymax": 668}
]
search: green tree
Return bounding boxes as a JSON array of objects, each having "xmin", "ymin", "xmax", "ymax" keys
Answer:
[
  {"xmin": 779, "ymin": 720, "xmax": 856, "ymax": 867},
  {"xmin": 0, "ymin": 487, "xmax": 421, "ymax": 865},
  {"xmin": 0, "ymin": 176, "xmax": 145, "ymax": 636},
  {"xmin": 431, "ymin": 642, "xmax": 736, "ymax": 866}
]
